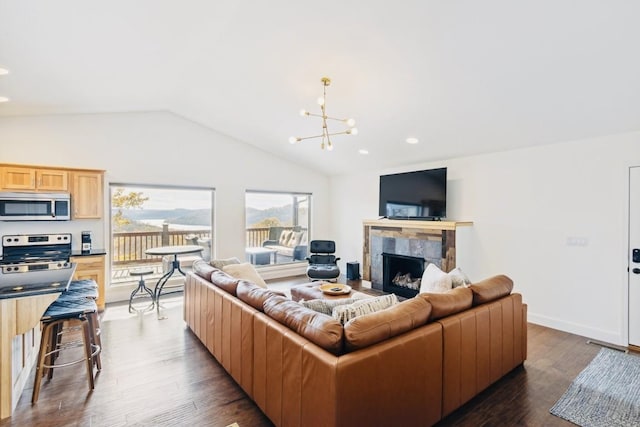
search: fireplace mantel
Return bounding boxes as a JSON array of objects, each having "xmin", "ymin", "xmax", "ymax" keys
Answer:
[
  {"xmin": 363, "ymin": 219, "xmax": 473, "ymax": 230},
  {"xmin": 362, "ymin": 219, "xmax": 473, "ymax": 289}
]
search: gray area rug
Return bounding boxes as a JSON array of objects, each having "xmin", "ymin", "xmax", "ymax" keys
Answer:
[{"xmin": 550, "ymin": 348, "xmax": 640, "ymax": 426}]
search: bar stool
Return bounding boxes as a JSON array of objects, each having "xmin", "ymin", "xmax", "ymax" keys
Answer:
[
  {"xmin": 129, "ymin": 268, "xmax": 155, "ymax": 313},
  {"xmin": 56, "ymin": 279, "xmax": 102, "ymax": 371},
  {"xmin": 32, "ymin": 297, "xmax": 100, "ymax": 403}
]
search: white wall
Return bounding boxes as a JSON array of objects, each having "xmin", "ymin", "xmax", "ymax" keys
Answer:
[
  {"xmin": 0, "ymin": 111, "xmax": 331, "ymax": 296},
  {"xmin": 331, "ymin": 132, "xmax": 640, "ymax": 346}
]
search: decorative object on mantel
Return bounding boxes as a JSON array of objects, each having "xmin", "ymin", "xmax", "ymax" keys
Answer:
[{"xmin": 289, "ymin": 77, "xmax": 357, "ymax": 150}]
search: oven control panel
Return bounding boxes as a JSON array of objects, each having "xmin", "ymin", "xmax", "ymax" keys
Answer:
[{"xmin": 3, "ymin": 233, "xmax": 72, "ymax": 247}]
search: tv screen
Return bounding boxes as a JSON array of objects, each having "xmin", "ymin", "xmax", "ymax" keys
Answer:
[{"xmin": 378, "ymin": 167, "xmax": 447, "ymax": 220}]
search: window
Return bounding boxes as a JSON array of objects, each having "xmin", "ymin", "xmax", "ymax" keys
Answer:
[
  {"xmin": 245, "ymin": 191, "xmax": 311, "ymax": 266},
  {"xmin": 110, "ymin": 184, "xmax": 214, "ymax": 285}
]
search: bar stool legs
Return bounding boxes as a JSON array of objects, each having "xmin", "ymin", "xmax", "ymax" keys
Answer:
[
  {"xmin": 32, "ymin": 313, "xmax": 99, "ymax": 403},
  {"xmin": 32, "ymin": 287, "xmax": 101, "ymax": 404},
  {"xmin": 129, "ymin": 268, "xmax": 156, "ymax": 313}
]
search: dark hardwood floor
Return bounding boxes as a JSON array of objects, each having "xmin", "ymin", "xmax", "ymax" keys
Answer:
[{"xmin": 1, "ymin": 276, "xmax": 603, "ymax": 427}]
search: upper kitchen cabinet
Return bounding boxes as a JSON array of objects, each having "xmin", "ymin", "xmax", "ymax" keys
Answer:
[
  {"xmin": 71, "ymin": 171, "xmax": 103, "ymax": 219},
  {"xmin": 0, "ymin": 163, "xmax": 105, "ymax": 220},
  {"xmin": 0, "ymin": 166, "xmax": 68, "ymax": 191}
]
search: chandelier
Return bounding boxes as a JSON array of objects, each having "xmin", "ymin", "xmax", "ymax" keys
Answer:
[{"xmin": 289, "ymin": 77, "xmax": 357, "ymax": 151}]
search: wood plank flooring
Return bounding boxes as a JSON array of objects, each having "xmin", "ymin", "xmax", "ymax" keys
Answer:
[{"xmin": 0, "ymin": 276, "xmax": 604, "ymax": 427}]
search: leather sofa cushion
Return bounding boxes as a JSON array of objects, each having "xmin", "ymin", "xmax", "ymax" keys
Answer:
[
  {"xmin": 468, "ymin": 275, "xmax": 514, "ymax": 305},
  {"xmin": 263, "ymin": 295, "xmax": 344, "ymax": 355},
  {"xmin": 210, "ymin": 268, "xmax": 241, "ymax": 296},
  {"xmin": 192, "ymin": 259, "xmax": 216, "ymax": 281},
  {"xmin": 419, "ymin": 286, "xmax": 473, "ymax": 320},
  {"xmin": 343, "ymin": 297, "xmax": 431, "ymax": 352},
  {"xmin": 236, "ymin": 280, "xmax": 286, "ymax": 311}
]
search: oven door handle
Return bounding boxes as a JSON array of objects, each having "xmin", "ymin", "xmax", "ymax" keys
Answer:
[{"xmin": 51, "ymin": 200, "xmax": 56, "ymax": 218}]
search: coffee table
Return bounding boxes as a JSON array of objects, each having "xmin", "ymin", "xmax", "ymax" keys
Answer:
[{"xmin": 290, "ymin": 282, "xmax": 384, "ymax": 302}]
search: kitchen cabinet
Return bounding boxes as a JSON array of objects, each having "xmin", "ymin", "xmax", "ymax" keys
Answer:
[
  {"xmin": 70, "ymin": 255, "xmax": 106, "ymax": 310},
  {"xmin": 0, "ymin": 166, "xmax": 68, "ymax": 191},
  {"xmin": 71, "ymin": 171, "xmax": 103, "ymax": 219},
  {"xmin": 0, "ymin": 163, "xmax": 104, "ymax": 220}
]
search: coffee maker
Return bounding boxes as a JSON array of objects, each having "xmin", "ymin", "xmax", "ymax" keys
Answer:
[{"xmin": 81, "ymin": 231, "xmax": 92, "ymax": 254}]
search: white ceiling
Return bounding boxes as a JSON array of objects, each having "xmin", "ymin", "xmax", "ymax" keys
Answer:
[{"xmin": 1, "ymin": 1, "xmax": 639, "ymax": 175}]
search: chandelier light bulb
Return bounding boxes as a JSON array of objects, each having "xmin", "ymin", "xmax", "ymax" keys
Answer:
[
  {"xmin": 299, "ymin": 109, "xmax": 308, "ymax": 116},
  {"xmin": 0, "ymin": 96, "xmax": 9, "ymax": 103},
  {"xmin": 0, "ymin": 68, "xmax": 8, "ymax": 76},
  {"xmin": 346, "ymin": 118, "xmax": 356, "ymax": 127},
  {"xmin": 289, "ymin": 136, "xmax": 299, "ymax": 144},
  {"xmin": 349, "ymin": 127, "xmax": 359, "ymax": 136},
  {"xmin": 327, "ymin": 141, "xmax": 334, "ymax": 151},
  {"xmin": 359, "ymin": 149, "xmax": 369, "ymax": 155},
  {"xmin": 317, "ymin": 97, "xmax": 325, "ymax": 106}
]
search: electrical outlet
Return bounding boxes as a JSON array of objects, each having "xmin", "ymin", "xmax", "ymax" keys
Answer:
[{"xmin": 566, "ymin": 237, "xmax": 589, "ymax": 247}]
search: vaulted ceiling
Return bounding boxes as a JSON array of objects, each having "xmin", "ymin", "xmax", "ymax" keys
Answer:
[{"xmin": 1, "ymin": 1, "xmax": 639, "ymax": 175}]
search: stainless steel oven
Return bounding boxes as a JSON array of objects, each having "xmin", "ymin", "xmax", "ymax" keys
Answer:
[
  {"xmin": 0, "ymin": 233, "xmax": 75, "ymax": 297},
  {"xmin": 0, "ymin": 192, "xmax": 71, "ymax": 221}
]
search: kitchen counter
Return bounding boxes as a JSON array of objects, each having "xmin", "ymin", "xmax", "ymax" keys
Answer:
[
  {"xmin": 0, "ymin": 263, "xmax": 76, "ymax": 300},
  {"xmin": 0, "ymin": 263, "xmax": 76, "ymax": 418},
  {"xmin": 71, "ymin": 248, "xmax": 106, "ymax": 257}
]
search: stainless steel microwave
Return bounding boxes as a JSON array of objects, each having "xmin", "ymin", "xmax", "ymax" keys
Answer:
[{"xmin": 0, "ymin": 192, "xmax": 71, "ymax": 221}]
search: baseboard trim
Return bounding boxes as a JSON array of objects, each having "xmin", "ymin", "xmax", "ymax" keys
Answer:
[{"xmin": 528, "ymin": 312, "xmax": 624, "ymax": 347}]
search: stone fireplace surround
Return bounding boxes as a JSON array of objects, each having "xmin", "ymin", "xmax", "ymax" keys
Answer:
[{"xmin": 362, "ymin": 219, "xmax": 473, "ymax": 293}]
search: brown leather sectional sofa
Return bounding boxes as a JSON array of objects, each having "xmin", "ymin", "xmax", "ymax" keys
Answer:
[{"xmin": 184, "ymin": 265, "xmax": 527, "ymax": 427}]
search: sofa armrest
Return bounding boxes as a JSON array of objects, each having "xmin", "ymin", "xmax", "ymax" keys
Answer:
[{"xmin": 262, "ymin": 239, "xmax": 278, "ymax": 247}]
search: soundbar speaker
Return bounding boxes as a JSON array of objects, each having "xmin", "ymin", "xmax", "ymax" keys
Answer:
[{"xmin": 346, "ymin": 262, "xmax": 360, "ymax": 280}]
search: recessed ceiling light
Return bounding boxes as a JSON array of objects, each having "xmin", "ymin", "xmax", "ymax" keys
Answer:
[
  {"xmin": 358, "ymin": 149, "xmax": 369, "ymax": 155},
  {"xmin": 0, "ymin": 97, "xmax": 9, "ymax": 103},
  {"xmin": 0, "ymin": 68, "xmax": 8, "ymax": 75},
  {"xmin": 406, "ymin": 137, "xmax": 419, "ymax": 144}
]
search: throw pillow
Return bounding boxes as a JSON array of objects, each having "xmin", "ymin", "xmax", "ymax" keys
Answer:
[
  {"xmin": 332, "ymin": 294, "xmax": 399, "ymax": 325},
  {"xmin": 449, "ymin": 267, "xmax": 472, "ymax": 288},
  {"xmin": 279, "ymin": 230, "xmax": 292, "ymax": 246},
  {"xmin": 209, "ymin": 257, "xmax": 240, "ymax": 270},
  {"xmin": 222, "ymin": 262, "xmax": 268, "ymax": 288},
  {"xmin": 419, "ymin": 263, "xmax": 453, "ymax": 294},
  {"xmin": 299, "ymin": 297, "xmax": 360, "ymax": 316},
  {"xmin": 288, "ymin": 231, "xmax": 304, "ymax": 247}
]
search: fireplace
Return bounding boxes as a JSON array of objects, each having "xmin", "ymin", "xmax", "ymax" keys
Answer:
[{"xmin": 382, "ymin": 253, "xmax": 425, "ymax": 299}]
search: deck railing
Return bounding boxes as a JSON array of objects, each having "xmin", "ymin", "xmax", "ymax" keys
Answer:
[
  {"xmin": 112, "ymin": 226, "xmax": 304, "ymax": 265},
  {"xmin": 112, "ymin": 225, "xmax": 211, "ymax": 265}
]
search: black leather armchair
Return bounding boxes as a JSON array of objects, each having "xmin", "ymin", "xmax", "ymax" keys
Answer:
[{"xmin": 306, "ymin": 240, "xmax": 340, "ymax": 281}]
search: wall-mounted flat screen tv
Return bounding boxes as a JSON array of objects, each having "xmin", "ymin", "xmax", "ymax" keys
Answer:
[{"xmin": 378, "ymin": 167, "xmax": 447, "ymax": 220}]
